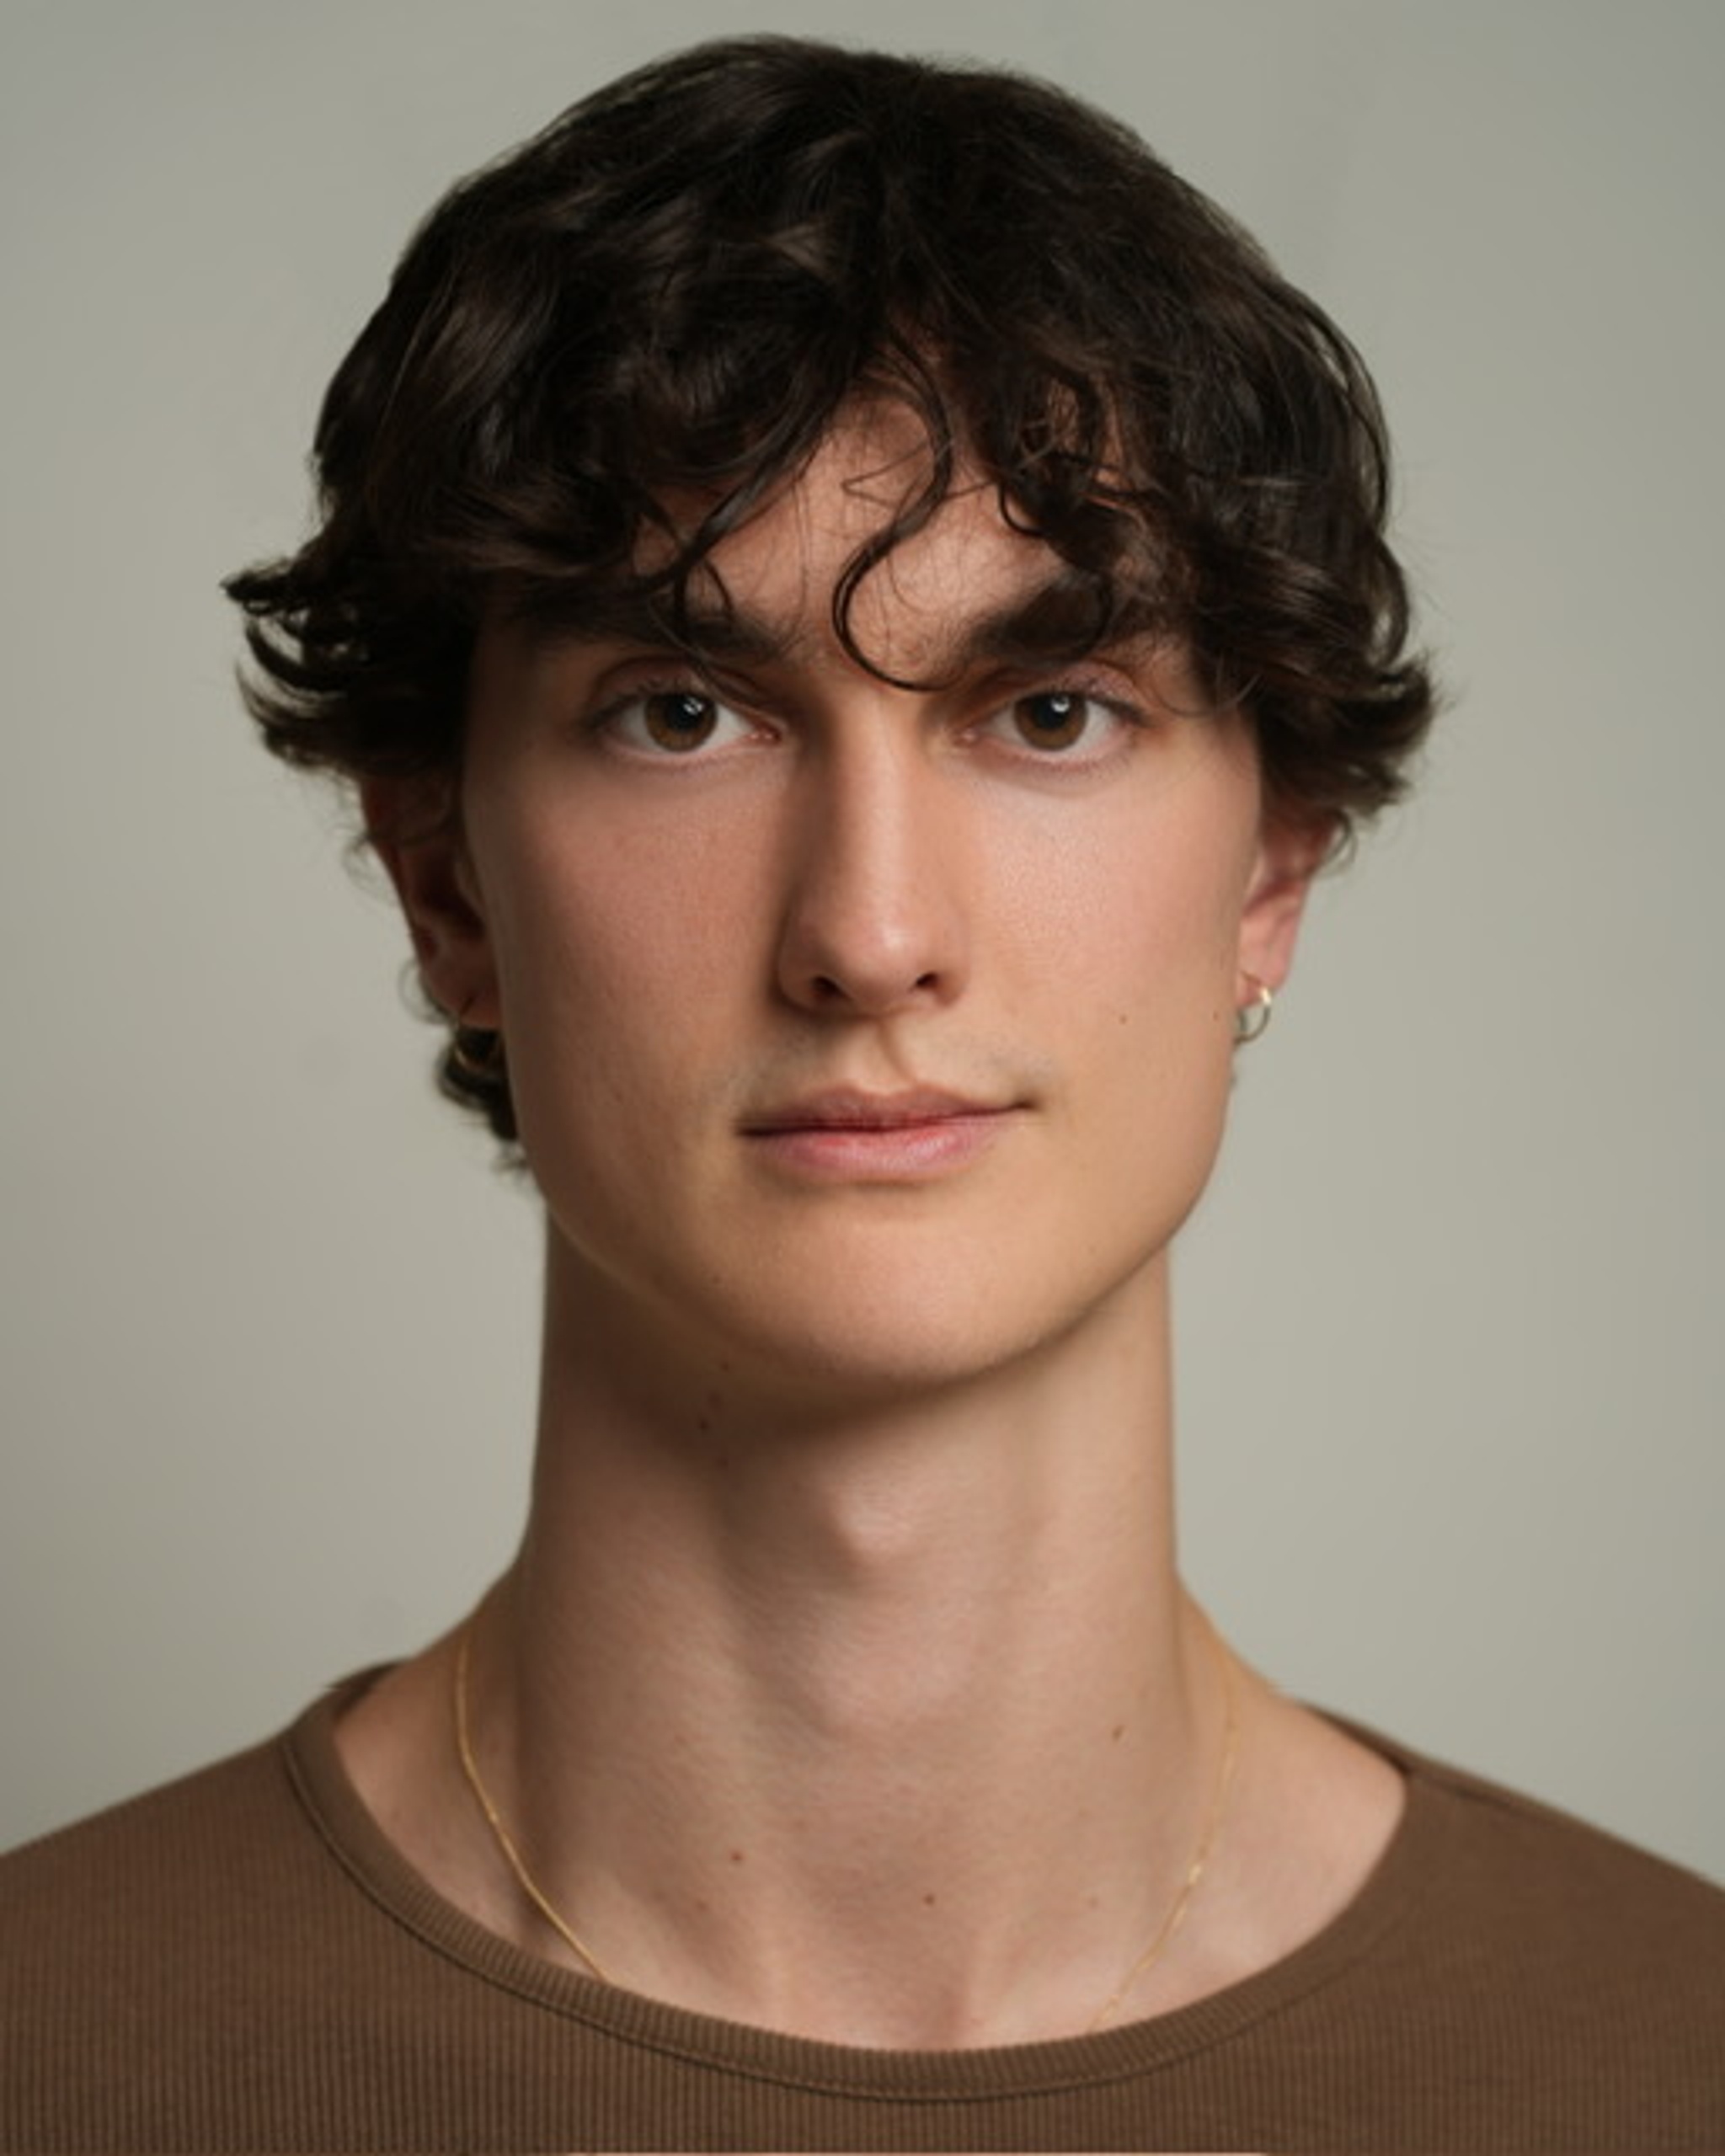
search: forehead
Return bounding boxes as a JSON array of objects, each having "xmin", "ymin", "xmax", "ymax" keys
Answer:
[
  {"xmin": 671, "ymin": 409, "xmax": 1107, "ymax": 683},
  {"xmin": 489, "ymin": 403, "xmax": 1194, "ymax": 701}
]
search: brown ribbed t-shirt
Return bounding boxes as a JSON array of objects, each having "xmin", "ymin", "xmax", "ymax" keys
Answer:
[{"xmin": 3, "ymin": 1681, "xmax": 1721, "ymax": 2151}]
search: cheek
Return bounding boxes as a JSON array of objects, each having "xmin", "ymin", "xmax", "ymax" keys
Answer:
[
  {"xmin": 474, "ymin": 808, "xmax": 766, "ymax": 1146},
  {"xmin": 1037, "ymin": 803, "xmax": 1255, "ymax": 1170},
  {"xmin": 484, "ymin": 808, "xmax": 691, "ymax": 995},
  {"xmin": 995, "ymin": 797, "xmax": 1252, "ymax": 1020},
  {"xmin": 1066, "ymin": 894, "xmax": 1245, "ymax": 1258}
]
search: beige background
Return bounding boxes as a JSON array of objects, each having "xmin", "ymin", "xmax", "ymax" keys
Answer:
[{"xmin": 3, "ymin": 0, "xmax": 1721, "ymax": 1881}]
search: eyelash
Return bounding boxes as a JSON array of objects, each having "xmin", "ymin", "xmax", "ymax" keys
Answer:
[
  {"xmin": 975, "ymin": 686, "xmax": 1146, "ymax": 758},
  {"xmin": 583, "ymin": 673, "xmax": 1149, "ymax": 763},
  {"xmin": 585, "ymin": 680, "xmax": 766, "ymax": 757}
]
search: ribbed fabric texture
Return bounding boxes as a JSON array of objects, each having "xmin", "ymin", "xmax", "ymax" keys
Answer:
[{"xmin": 3, "ymin": 1684, "xmax": 1721, "ymax": 2151}]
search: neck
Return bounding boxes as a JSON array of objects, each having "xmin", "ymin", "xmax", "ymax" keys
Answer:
[{"xmin": 457, "ymin": 1230, "xmax": 1231, "ymax": 2047}]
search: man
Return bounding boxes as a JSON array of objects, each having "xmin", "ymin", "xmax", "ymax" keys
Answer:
[{"xmin": 3, "ymin": 35, "xmax": 1719, "ymax": 2153}]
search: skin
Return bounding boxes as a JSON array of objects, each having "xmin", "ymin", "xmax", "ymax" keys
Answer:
[{"xmin": 344, "ymin": 411, "xmax": 1403, "ymax": 2048}]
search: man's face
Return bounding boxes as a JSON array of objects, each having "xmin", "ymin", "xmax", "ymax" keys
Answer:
[{"xmin": 393, "ymin": 414, "xmax": 1317, "ymax": 1408}]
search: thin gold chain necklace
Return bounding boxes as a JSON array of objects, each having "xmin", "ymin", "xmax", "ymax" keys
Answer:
[
  {"xmin": 1086, "ymin": 1623, "xmax": 1240, "ymax": 2032},
  {"xmin": 453, "ymin": 1614, "xmax": 1240, "ymax": 2032},
  {"xmin": 454, "ymin": 1624, "xmax": 617, "ymax": 1985}
]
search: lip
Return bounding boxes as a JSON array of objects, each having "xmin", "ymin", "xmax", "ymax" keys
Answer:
[
  {"xmin": 739, "ymin": 1088, "xmax": 1019, "ymax": 1182},
  {"xmin": 741, "ymin": 1086, "xmax": 1007, "ymax": 1133}
]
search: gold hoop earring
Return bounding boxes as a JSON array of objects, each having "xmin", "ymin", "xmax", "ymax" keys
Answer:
[{"xmin": 1234, "ymin": 979, "xmax": 1273, "ymax": 1045}]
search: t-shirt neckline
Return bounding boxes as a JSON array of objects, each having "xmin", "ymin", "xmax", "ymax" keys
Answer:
[{"xmin": 283, "ymin": 1669, "xmax": 1446, "ymax": 2101}]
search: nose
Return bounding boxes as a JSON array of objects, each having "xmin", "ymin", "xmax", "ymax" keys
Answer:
[{"xmin": 773, "ymin": 725, "xmax": 969, "ymax": 1018}]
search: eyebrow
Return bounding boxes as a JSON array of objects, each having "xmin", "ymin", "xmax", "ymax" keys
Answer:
[
  {"xmin": 957, "ymin": 577, "xmax": 1167, "ymax": 675},
  {"xmin": 503, "ymin": 571, "xmax": 1170, "ymax": 682},
  {"xmin": 505, "ymin": 583, "xmax": 786, "ymax": 665}
]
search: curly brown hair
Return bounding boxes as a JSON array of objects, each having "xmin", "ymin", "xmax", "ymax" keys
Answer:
[{"xmin": 226, "ymin": 35, "xmax": 1435, "ymax": 1144}]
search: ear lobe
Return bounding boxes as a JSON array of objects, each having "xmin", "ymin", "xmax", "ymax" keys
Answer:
[
  {"xmin": 1236, "ymin": 815, "xmax": 1333, "ymax": 1007},
  {"xmin": 360, "ymin": 776, "xmax": 501, "ymax": 1028}
]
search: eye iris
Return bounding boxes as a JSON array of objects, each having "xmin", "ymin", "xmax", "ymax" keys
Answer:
[
  {"xmin": 1017, "ymin": 691, "xmax": 1087, "ymax": 748},
  {"xmin": 643, "ymin": 691, "xmax": 717, "ymax": 751}
]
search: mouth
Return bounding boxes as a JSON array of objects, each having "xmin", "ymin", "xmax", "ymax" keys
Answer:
[
  {"xmin": 739, "ymin": 1088, "xmax": 1020, "ymax": 1182},
  {"xmin": 740, "ymin": 1086, "xmax": 1015, "ymax": 1133}
]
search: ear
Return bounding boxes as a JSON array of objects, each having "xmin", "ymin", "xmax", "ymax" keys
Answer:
[
  {"xmin": 360, "ymin": 776, "xmax": 501, "ymax": 1029},
  {"xmin": 1234, "ymin": 814, "xmax": 1332, "ymax": 1012}
]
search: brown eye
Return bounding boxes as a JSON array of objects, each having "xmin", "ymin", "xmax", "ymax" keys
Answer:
[
  {"xmin": 640, "ymin": 691, "xmax": 720, "ymax": 752},
  {"xmin": 1012, "ymin": 691, "xmax": 1092, "ymax": 750},
  {"xmin": 598, "ymin": 686, "xmax": 758, "ymax": 757}
]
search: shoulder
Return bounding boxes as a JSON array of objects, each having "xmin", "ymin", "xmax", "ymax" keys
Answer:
[
  {"xmin": 0, "ymin": 1685, "xmax": 417, "ymax": 2145},
  {"xmin": 1391, "ymin": 1723, "xmax": 1721, "ymax": 1908},
  {"xmin": 1220, "ymin": 1716, "xmax": 1725, "ymax": 2147},
  {"xmin": 1, "ymin": 1673, "xmax": 435, "ymax": 1997},
  {"xmin": 1, "ymin": 1702, "xmax": 362, "ymax": 2020},
  {"xmin": 3, "ymin": 1724, "xmax": 307, "ymax": 1924},
  {"xmin": 2, "ymin": 1668, "xmax": 402, "ymax": 1924},
  {"xmin": 1349, "ymin": 1716, "xmax": 1725, "ymax": 2029}
]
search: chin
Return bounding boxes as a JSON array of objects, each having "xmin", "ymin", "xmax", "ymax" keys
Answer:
[{"xmin": 672, "ymin": 1229, "xmax": 1168, "ymax": 1416}]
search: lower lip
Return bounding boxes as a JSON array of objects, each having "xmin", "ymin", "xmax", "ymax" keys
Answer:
[{"xmin": 744, "ymin": 1112, "xmax": 1013, "ymax": 1182}]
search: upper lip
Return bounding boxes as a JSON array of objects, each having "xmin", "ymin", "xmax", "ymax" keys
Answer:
[{"xmin": 740, "ymin": 1087, "xmax": 1011, "ymax": 1133}]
